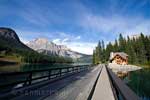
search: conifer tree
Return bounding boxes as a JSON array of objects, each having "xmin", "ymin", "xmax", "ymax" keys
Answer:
[{"xmin": 93, "ymin": 33, "xmax": 150, "ymax": 65}]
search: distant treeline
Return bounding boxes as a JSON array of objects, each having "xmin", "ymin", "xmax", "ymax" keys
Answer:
[
  {"xmin": 0, "ymin": 28, "xmax": 73, "ymax": 64},
  {"xmin": 93, "ymin": 33, "xmax": 150, "ymax": 65},
  {"xmin": 0, "ymin": 40, "xmax": 73, "ymax": 64},
  {"xmin": 0, "ymin": 47, "xmax": 73, "ymax": 63},
  {"xmin": 0, "ymin": 48, "xmax": 73, "ymax": 64}
]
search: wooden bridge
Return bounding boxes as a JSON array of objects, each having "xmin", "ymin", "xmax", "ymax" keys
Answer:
[{"xmin": 0, "ymin": 64, "xmax": 141, "ymax": 100}]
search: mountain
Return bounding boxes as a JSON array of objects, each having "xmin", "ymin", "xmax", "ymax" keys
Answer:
[
  {"xmin": 27, "ymin": 38, "xmax": 88, "ymax": 59},
  {"xmin": 26, "ymin": 38, "xmax": 87, "ymax": 59},
  {"xmin": 0, "ymin": 27, "xmax": 73, "ymax": 63},
  {"xmin": 0, "ymin": 27, "xmax": 34, "ymax": 63},
  {"xmin": 0, "ymin": 27, "xmax": 31, "ymax": 51}
]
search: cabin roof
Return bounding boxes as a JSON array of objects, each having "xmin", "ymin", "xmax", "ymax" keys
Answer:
[{"xmin": 110, "ymin": 52, "xmax": 128, "ymax": 60}]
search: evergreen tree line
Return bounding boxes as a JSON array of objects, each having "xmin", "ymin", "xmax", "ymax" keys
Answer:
[
  {"xmin": 0, "ymin": 30, "xmax": 73, "ymax": 64},
  {"xmin": 19, "ymin": 50, "xmax": 73, "ymax": 63},
  {"xmin": 0, "ymin": 47, "xmax": 73, "ymax": 63},
  {"xmin": 93, "ymin": 33, "xmax": 150, "ymax": 65}
]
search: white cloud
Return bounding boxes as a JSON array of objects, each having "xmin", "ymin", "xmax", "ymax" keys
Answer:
[
  {"xmin": 15, "ymin": 0, "xmax": 66, "ymax": 27},
  {"xmin": 52, "ymin": 38, "xmax": 61, "ymax": 44},
  {"xmin": 80, "ymin": 13, "xmax": 150, "ymax": 36},
  {"xmin": 14, "ymin": 0, "xmax": 150, "ymax": 55},
  {"xmin": 62, "ymin": 38, "xmax": 69, "ymax": 42},
  {"xmin": 75, "ymin": 36, "xmax": 81, "ymax": 40},
  {"xmin": 52, "ymin": 37, "xmax": 96, "ymax": 55},
  {"xmin": 20, "ymin": 35, "xmax": 95, "ymax": 55},
  {"xmin": 20, "ymin": 37, "xmax": 29, "ymax": 44},
  {"xmin": 52, "ymin": 38, "xmax": 69, "ymax": 44},
  {"xmin": 66, "ymin": 42, "xmax": 97, "ymax": 55}
]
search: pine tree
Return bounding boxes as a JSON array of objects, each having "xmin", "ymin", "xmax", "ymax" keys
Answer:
[
  {"xmin": 126, "ymin": 36, "xmax": 137, "ymax": 64},
  {"xmin": 114, "ymin": 39, "xmax": 119, "ymax": 51},
  {"xmin": 95, "ymin": 45, "xmax": 100, "ymax": 63},
  {"xmin": 101, "ymin": 40, "xmax": 105, "ymax": 51},
  {"xmin": 105, "ymin": 42, "xmax": 113, "ymax": 61},
  {"xmin": 137, "ymin": 34, "xmax": 147, "ymax": 64},
  {"xmin": 118, "ymin": 33, "xmax": 126, "ymax": 52},
  {"xmin": 101, "ymin": 40, "xmax": 106, "ymax": 63},
  {"xmin": 92, "ymin": 33, "xmax": 150, "ymax": 65},
  {"xmin": 93, "ymin": 50, "xmax": 96, "ymax": 64}
]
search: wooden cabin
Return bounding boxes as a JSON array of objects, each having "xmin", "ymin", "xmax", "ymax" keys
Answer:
[{"xmin": 110, "ymin": 52, "xmax": 128, "ymax": 65}]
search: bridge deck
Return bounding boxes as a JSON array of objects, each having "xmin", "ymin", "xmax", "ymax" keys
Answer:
[
  {"xmin": 44, "ymin": 65, "xmax": 102, "ymax": 100},
  {"xmin": 91, "ymin": 65, "xmax": 115, "ymax": 100},
  {"xmin": 6, "ymin": 64, "xmax": 140, "ymax": 100},
  {"xmin": 12, "ymin": 66, "xmax": 102, "ymax": 100}
]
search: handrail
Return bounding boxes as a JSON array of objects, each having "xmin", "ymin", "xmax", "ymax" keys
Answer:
[
  {"xmin": 87, "ymin": 65, "xmax": 103, "ymax": 100},
  {"xmin": 0, "ymin": 65, "xmax": 91, "ymax": 90},
  {"xmin": 0, "ymin": 64, "xmax": 90, "ymax": 75},
  {"xmin": 106, "ymin": 65, "xmax": 141, "ymax": 100}
]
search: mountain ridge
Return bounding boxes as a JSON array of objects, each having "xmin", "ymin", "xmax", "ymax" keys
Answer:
[
  {"xmin": 0, "ymin": 27, "xmax": 32, "ymax": 51},
  {"xmin": 0, "ymin": 27, "xmax": 73, "ymax": 63},
  {"xmin": 26, "ymin": 38, "xmax": 89, "ymax": 59}
]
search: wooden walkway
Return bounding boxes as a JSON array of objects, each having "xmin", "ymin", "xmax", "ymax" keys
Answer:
[
  {"xmin": 0, "ymin": 64, "xmax": 140, "ymax": 100},
  {"xmin": 91, "ymin": 65, "xmax": 115, "ymax": 100},
  {"xmin": 44, "ymin": 66, "xmax": 102, "ymax": 100}
]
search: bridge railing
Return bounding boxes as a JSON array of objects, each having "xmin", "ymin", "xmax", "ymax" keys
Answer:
[
  {"xmin": 106, "ymin": 65, "xmax": 141, "ymax": 100},
  {"xmin": 0, "ymin": 65, "xmax": 91, "ymax": 94}
]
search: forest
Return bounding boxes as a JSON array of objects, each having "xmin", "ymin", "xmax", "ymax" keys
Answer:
[
  {"xmin": 0, "ymin": 39, "xmax": 73, "ymax": 64},
  {"xmin": 0, "ymin": 47, "xmax": 73, "ymax": 64},
  {"xmin": 93, "ymin": 33, "xmax": 150, "ymax": 66}
]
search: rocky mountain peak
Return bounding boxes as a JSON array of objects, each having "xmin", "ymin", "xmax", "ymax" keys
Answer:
[
  {"xmin": 27, "ymin": 38, "xmax": 70, "ymax": 50},
  {"xmin": 27, "ymin": 38, "xmax": 86, "ymax": 59},
  {"xmin": 0, "ymin": 27, "xmax": 20, "ymax": 41},
  {"xmin": 34, "ymin": 38, "xmax": 49, "ymax": 44}
]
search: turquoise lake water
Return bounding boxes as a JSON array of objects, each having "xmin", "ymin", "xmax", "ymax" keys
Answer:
[{"xmin": 126, "ymin": 68, "xmax": 150, "ymax": 100}]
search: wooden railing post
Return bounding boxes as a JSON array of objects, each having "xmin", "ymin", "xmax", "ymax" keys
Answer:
[
  {"xmin": 78, "ymin": 67, "xmax": 80, "ymax": 72},
  {"xmin": 48, "ymin": 70, "xmax": 51, "ymax": 80},
  {"xmin": 59, "ymin": 68, "xmax": 61, "ymax": 77},
  {"xmin": 73, "ymin": 67, "xmax": 75, "ymax": 73},
  {"xmin": 71, "ymin": 68, "xmax": 73, "ymax": 73},
  {"xmin": 28, "ymin": 72, "xmax": 32, "ymax": 85},
  {"xmin": 0, "ymin": 64, "xmax": 91, "ymax": 92},
  {"xmin": 67, "ymin": 68, "xmax": 69, "ymax": 74}
]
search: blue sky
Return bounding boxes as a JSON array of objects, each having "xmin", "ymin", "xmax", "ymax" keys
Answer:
[{"xmin": 0, "ymin": 0, "xmax": 150, "ymax": 54}]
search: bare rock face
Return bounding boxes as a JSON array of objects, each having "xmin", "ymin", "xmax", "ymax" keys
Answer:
[
  {"xmin": 0, "ymin": 27, "xmax": 20, "ymax": 41},
  {"xmin": 0, "ymin": 27, "xmax": 88, "ymax": 60},
  {"xmin": 27, "ymin": 38, "xmax": 50, "ymax": 50},
  {"xmin": 27, "ymin": 38, "xmax": 86, "ymax": 59},
  {"xmin": 0, "ymin": 27, "xmax": 31, "ymax": 50}
]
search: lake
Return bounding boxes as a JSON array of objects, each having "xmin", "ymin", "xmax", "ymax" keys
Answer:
[
  {"xmin": 0, "ymin": 63, "xmax": 90, "ymax": 73},
  {"xmin": 0, "ymin": 64, "xmax": 149, "ymax": 100},
  {"xmin": 0, "ymin": 63, "xmax": 91, "ymax": 93},
  {"xmin": 125, "ymin": 68, "xmax": 150, "ymax": 100}
]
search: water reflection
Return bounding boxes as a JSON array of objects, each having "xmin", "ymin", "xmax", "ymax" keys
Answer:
[
  {"xmin": 0, "ymin": 64, "xmax": 21, "ymax": 73},
  {"xmin": 125, "ymin": 68, "xmax": 150, "ymax": 100},
  {"xmin": 0, "ymin": 63, "xmax": 89, "ymax": 94},
  {"xmin": 0, "ymin": 63, "xmax": 88, "ymax": 73}
]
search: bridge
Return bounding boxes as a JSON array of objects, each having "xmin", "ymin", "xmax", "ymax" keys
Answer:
[{"xmin": 0, "ymin": 64, "xmax": 141, "ymax": 100}]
